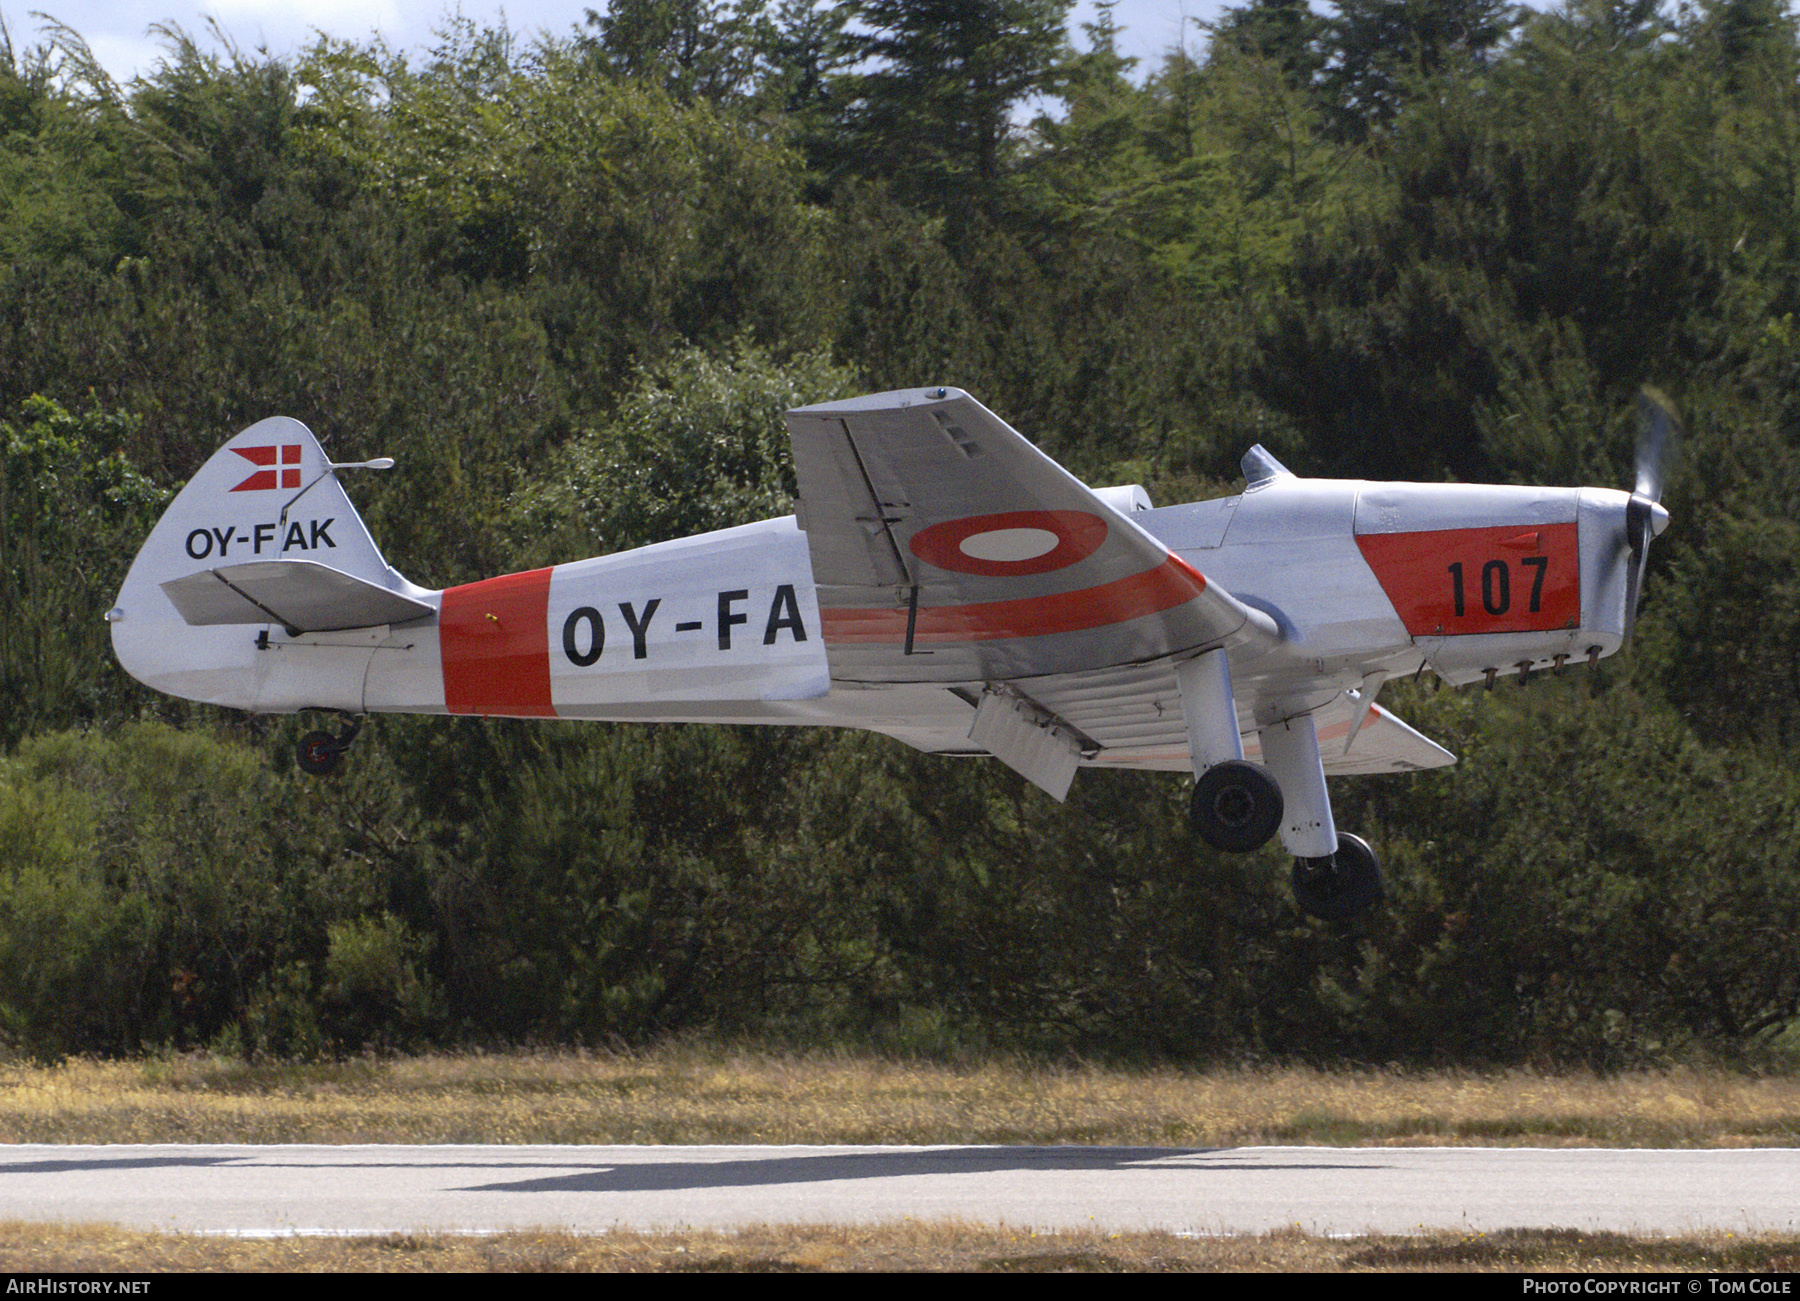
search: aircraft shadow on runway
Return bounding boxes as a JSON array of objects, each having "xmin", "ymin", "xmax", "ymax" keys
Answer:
[
  {"xmin": 0, "ymin": 1147, "xmax": 1388, "ymax": 1193},
  {"xmin": 448, "ymin": 1147, "xmax": 1391, "ymax": 1195}
]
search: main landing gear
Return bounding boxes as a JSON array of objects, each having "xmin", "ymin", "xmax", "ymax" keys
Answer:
[
  {"xmin": 1189, "ymin": 760, "xmax": 1284, "ymax": 853},
  {"xmin": 1176, "ymin": 649, "xmax": 1384, "ymax": 922},
  {"xmin": 1291, "ymin": 833, "xmax": 1383, "ymax": 922},
  {"xmin": 295, "ymin": 715, "xmax": 362, "ymax": 777},
  {"xmin": 1189, "ymin": 764, "xmax": 1382, "ymax": 920}
]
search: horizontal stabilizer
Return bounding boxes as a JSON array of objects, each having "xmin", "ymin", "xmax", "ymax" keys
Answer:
[
  {"xmin": 1309, "ymin": 701, "xmax": 1457, "ymax": 776},
  {"xmin": 161, "ymin": 560, "xmax": 435, "ymax": 633}
]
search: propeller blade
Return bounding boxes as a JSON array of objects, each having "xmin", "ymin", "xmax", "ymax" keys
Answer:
[
  {"xmin": 1621, "ymin": 386, "xmax": 1680, "ymax": 645},
  {"xmin": 1622, "ymin": 494, "xmax": 1654, "ymax": 642},
  {"xmin": 1633, "ymin": 384, "xmax": 1681, "ymax": 503}
]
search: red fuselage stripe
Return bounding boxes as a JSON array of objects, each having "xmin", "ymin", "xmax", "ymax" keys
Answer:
[
  {"xmin": 440, "ymin": 568, "xmax": 557, "ymax": 716},
  {"xmin": 821, "ymin": 554, "xmax": 1209, "ymax": 644}
]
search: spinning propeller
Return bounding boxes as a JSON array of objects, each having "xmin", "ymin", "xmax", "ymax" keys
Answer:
[{"xmin": 1622, "ymin": 385, "xmax": 1679, "ymax": 641}]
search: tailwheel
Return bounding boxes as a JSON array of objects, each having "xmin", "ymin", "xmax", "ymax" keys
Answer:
[
  {"xmin": 296, "ymin": 731, "xmax": 342, "ymax": 776},
  {"xmin": 295, "ymin": 716, "xmax": 362, "ymax": 778},
  {"xmin": 1292, "ymin": 833, "xmax": 1383, "ymax": 921},
  {"xmin": 1190, "ymin": 760, "xmax": 1285, "ymax": 853}
]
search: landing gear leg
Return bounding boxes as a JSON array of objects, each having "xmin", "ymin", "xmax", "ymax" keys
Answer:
[
  {"xmin": 1260, "ymin": 709, "xmax": 1384, "ymax": 919},
  {"xmin": 1292, "ymin": 833, "xmax": 1384, "ymax": 921},
  {"xmin": 295, "ymin": 715, "xmax": 362, "ymax": 777},
  {"xmin": 1178, "ymin": 650, "xmax": 1285, "ymax": 854},
  {"xmin": 1258, "ymin": 711, "xmax": 1337, "ymax": 860}
]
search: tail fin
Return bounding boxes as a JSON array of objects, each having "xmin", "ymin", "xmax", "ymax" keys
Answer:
[{"xmin": 109, "ymin": 417, "xmax": 430, "ymax": 707}]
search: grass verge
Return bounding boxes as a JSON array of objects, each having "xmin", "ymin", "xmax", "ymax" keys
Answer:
[
  {"xmin": 0, "ymin": 1046, "xmax": 1797, "ymax": 1147},
  {"xmin": 1, "ymin": 1222, "xmax": 1797, "ymax": 1272}
]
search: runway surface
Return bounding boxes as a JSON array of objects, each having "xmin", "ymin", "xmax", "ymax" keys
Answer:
[{"xmin": 2, "ymin": 1144, "xmax": 1795, "ymax": 1236}]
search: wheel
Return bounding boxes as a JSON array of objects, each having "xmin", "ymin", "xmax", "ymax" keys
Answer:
[
  {"xmin": 296, "ymin": 730, "xmax": 341, "ymax": 777},
  {"xmin": 1189, "ymin": 760, "xmax": 1285, "ymax": 853},
  {"xmin": 1292, "ymin": 833, "xmax": 1383, "ymax": 921}
]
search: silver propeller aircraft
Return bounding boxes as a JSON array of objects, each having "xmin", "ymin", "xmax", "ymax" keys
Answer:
[{"xmin": 109, "ymin": 387, "xmax": 1675, "ymax": 920}]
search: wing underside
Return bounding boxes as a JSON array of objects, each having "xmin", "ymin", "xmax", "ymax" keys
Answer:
[{"xmin": 860, "ymin": 661, "xmax": 1454, "ymax": 777}]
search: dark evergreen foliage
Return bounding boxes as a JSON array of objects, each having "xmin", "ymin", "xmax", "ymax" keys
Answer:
[
  {"xmin": 0, "ymin": 2, "xmax": 1796, "ymax": 1067},
  {"xmin": 824, "ymin": 0, "xmax": 1073, "ymax": 225}
]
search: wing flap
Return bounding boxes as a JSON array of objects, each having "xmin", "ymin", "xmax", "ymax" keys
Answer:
[
  {"xmin": 968, "ymin": 688, "xmax": 1083, "ymax": 801},
  {"xmin": 161, "ymin": 560, "xmax": 435, "ymax": 633}
]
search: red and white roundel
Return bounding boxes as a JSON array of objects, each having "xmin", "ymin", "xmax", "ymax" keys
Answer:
[{"xmin": 909, "ymin": 510, "xmax": 1109, "ymax": 577}]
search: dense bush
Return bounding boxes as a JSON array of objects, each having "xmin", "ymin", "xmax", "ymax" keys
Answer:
[{"xmin": 1, "ymin": 1, "xmax": 1796, "ymax": 1065}]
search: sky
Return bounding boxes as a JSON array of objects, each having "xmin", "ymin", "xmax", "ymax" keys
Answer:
[{"xmin": 3, "ymin": 2, "xmax": 1232, "ymax": 90}]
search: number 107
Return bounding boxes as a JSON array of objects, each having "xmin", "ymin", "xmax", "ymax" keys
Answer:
[{"xmin": 1448, "ymin": 556, "xmax": 1548, "ymax": 617}]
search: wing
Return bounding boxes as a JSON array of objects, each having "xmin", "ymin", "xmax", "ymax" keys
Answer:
[
  {"xmin": 785, "ymin": 387, "xmax": 1279, "ymax": 686},
  {"xmin": 938, "ymin": 659, "xmax": 1455, "ymax": 775}
]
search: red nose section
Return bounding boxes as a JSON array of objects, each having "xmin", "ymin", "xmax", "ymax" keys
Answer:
[{"xmin": 1357, "ymin": 522, "xmax": 1580, "ymax": 637}]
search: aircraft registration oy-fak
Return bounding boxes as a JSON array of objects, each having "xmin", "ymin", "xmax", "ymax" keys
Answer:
[{"xmin": 109, "ymin": 387, "xmax": 1676, "ymax": 920}]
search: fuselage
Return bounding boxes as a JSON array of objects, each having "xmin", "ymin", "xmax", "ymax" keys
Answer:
[{"xmin": 116, "ymin": 475, "xmax": 1637, "ymax": 753}]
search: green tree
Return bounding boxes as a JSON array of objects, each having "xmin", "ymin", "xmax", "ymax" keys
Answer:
[
  {"xmin": 0, "ymin": 723, "xmax": 413, "ymax": 1056},
  {"xmin": 1322, "ymin": 0, "xmax": 1516, "ymax": 140},
  {"xmin": 1325, "ymin": 681, "xmax": 1800, "ymax": 1065},
  {"xmin": 506, "ymin": 339, "xmax": 860, "ymax": 559},
  {"xmin": 1213, "ymin": 0, "xmax": 1328, "ymax": 94},
  {"xmin": 0, "ymin": 397, "xmax": 166, "ymax": 745},
  {"xmin": 579, "ymin": 0, "xmax": 778, "ymax": 104},
  {"xmin": 827, "ymin": 0, "xmax": 1073, "ymax": 223},
  {"xmin": 0, "ymin": 21, "xmax": 134, "ymax": 268}
]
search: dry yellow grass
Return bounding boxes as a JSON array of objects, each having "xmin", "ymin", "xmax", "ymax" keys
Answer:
[
  {"xmin": 0, "ymin": 1046, "xmax": 1796, "ymax": 1147},
  {"xmin": 2, "ymin": 1221, "xmax": 1798, "ymax": 1272}
]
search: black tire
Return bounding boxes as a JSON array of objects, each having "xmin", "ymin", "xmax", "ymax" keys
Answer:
[
  {"xmin": 1190, "ymin": 760, "xmax": 1285, "ymax": 853},
  {"xmin": 296, "ymin": 730, "xmax": 341, "ymax": 777},
  {"xmin": 1292, "ymin": 833, "xmax": 1384, "ymax": 921}
]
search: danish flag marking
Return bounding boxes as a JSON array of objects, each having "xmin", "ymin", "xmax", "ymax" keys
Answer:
[{"xmin": 230, "ymin": 444, "xmax": 303, "ymax": 492}]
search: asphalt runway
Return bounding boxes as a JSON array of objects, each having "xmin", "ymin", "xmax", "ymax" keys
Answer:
[{"xmin": 2, "ymin": 1144, "xmax": 1795, "ymax": 1237}]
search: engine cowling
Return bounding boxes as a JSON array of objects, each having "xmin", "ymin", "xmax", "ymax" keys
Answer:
[{"xmin": 1353, "ymin": 484, "xmax": 1659, "ymax": 686}]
